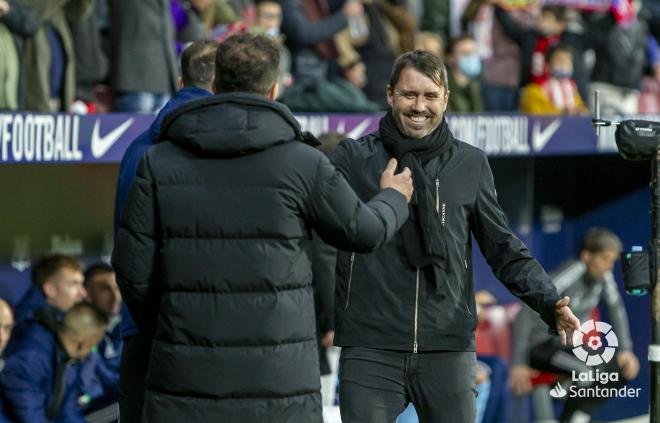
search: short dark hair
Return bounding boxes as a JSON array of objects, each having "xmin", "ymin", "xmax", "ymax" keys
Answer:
[
  {"xmin": 541, "ymin": 5, "xmax": 567, "ymax": 22},
  {"xmin": 32, "ymin": 254, "xmax": 83, "ymax": 288},
  {"xmin": 181, "ymin": 40, "xmax": 219, "ymax": 89},
  {"xmin": 214, "ymin": 33, "xmax": 280, "ymax": 96},
  {"xmin": 546, "ymin": 43, "xmax": 573, "ymax": 62},
  {"xmin": 580, "ymin": 228, "xmax": 623, "ymax": 254},
  {"xmin": 388, "ymin": 50, "xmax": 448, "ymax": 92},
  {"xmin": 84, "ymin": 263, "xmax": 114, "ymax": 288},
  {"xmin": 447, "ymin": 34, "xmax": 475, "ymax": 56}
]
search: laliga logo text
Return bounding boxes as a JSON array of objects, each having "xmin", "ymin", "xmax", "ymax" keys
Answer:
[{"xmin": 547, "ymin": 320, "xmax": 640, "ymax": 399}]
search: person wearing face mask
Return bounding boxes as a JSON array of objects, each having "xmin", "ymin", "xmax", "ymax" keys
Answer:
[
  {"xmin": 489, "ymin": 0, "xmax": 588, "ymax": 102},
  {"xmin": 446, "ymin": 34, "xmax": 483, "ymax": 112},
  {"xmin": 520, "ymin": 44, "xmax": 588, "ymax": 115},
  {"xmin": 251, "ymin": 0, "xmax": 292, "ymax": 97}
]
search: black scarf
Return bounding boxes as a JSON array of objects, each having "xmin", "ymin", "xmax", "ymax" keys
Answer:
[{"xmin": 379, "ymin": 111, "xmax": 454, "ymax": 293}]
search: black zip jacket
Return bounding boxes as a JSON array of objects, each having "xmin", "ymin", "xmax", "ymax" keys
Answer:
[{"xmin": 331, "ymin": 131, "xmax": 561, "ymax": 352}]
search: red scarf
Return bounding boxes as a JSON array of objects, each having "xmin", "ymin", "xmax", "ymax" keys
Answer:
[
  {"xmin": 301, "ymin": 0, "xmax": 339, "ymax": 60},
  {"xmin": 530, "ymin": 34, "xmax": 560, "ymax": 85},
  {"xmin": 542, "ymin": 78, "xmax": 578, "ymax": 113}
]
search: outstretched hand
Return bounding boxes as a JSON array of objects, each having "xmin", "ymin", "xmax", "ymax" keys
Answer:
[{"xmin": 555, "ymin": 296, "xmax": 581, "ymax": 346}]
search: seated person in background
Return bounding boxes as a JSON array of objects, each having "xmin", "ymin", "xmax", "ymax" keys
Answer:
[
  {"xmin": 14, "ymin": 254, "xmax": 86, "ymax": 322},
  {"xmin": 0, "ymin": 302, "xmax": 108, "ymax": 423},
  {"xmin": 519, "ymin": 44, "xmax": 588, "ymax": 115},
  {"xmin": 446, "ymin": 34, "xmax": 484, "ymax": 112},
  {"xmin": 509, "ymin": 228, "xmax": 640, "ymax": 423},
  {"xmin": 84, "ymin": 263, "xmax": 122, "ymax": 379},
  {"xmin": 0, "ymin": 298, "xmax": 14, "ymax": 371}
]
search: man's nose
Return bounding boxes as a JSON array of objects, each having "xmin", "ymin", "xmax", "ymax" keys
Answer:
[{"xmin": 412, "ymin": 96, "xmax": 426, "ymax": 113}]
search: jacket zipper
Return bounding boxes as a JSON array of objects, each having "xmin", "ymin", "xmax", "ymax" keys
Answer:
[
  {"xmin": 344, "ymin": 253, "xmax": 356, "ymax": 309},
  {"xmin": 413, "ymin": 267, "xmax": 420, "ymax": 353},
  {"xmin": 435, "ymin": 178, "xmax": 440, "ymax": 213}
]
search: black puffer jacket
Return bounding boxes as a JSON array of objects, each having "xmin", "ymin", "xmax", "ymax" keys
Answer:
[
  {"xmin": 111, "ymin": 93, "xmax": 408, "ymax": 423},
  {"xmin": 331, "ymin": 131, "xmax": 560, "ymax": 352}
]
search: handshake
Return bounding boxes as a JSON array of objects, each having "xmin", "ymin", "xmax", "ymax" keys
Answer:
[{"xmin": 380, "ymin": 158, "xmax": 413, "ymax": 203}]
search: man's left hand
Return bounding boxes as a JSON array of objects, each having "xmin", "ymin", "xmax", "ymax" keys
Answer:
[
  {"xmin": 617, "ymin": 351, "xmax": 640, "ymax": 380},
  {"xmin": 555, "ymin": 296, "xmax": 580, "ymax": 346}
]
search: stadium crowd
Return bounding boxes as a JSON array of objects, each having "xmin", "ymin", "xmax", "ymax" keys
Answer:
[{"xmin": 0, "ymin": 0, "xmax": 659, "ymax": 115}]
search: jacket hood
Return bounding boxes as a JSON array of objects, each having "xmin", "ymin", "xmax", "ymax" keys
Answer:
[{"xmin": 158, "ymin": 93, "xmax": 306, "ymax": 156}]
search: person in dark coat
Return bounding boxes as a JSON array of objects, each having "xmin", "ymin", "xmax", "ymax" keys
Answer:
[
  {"xmin": 112, "ymin": 33, "xmax": 412, "ymax": 423},
  {"xmin": 330, "ymin": 50, "xmax": 581, "ymax": 423},
  {"xmin": 112, "ymin": 39, "xmax": 218, "ymax": 423},
  {"xmin": 107, "ymin": 0, "xmax": 179, "ymax": 112},
  {"xmin": 0, "ymin": 302, "xmax": 108, "ymax": 423}
]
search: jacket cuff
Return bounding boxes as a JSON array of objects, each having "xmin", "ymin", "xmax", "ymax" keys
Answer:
[{"xmin": 371, "ymin": 188, "xmax": 409, "ymax": 234}]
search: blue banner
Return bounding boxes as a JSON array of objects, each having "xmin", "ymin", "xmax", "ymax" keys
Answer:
[{"xmin": 0, "ymin": 112, "xmax": 657, "ymax": 163}]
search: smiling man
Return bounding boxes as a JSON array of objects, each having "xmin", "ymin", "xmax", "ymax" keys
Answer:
[{"xmin": 330, "ymin": 50, "xmax": 581, "ymax": 423}]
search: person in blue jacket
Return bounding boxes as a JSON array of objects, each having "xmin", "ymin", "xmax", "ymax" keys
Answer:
[
  {"xmin": 0, "ymin": 302, "xmax": 109, "ymax": 423},
  {"xmin": 112, "ymin": 39, "xmax": 218, "ymax": 423}
]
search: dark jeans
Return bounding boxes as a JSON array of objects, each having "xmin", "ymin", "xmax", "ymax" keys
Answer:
[
  {"xmin": 339, "ymin": 347, "xmax": 477, "ymax": 423},
  {"xmin": 118, "ymin": 334, "xmax": 152, "ymax": 423},
  {"xmin": 482, "ymin": 84, "xmax": 519, "ymax": 112},
  {"xmin": 529, "ymin": 339, "xmax": 627, "ymax": 422}
]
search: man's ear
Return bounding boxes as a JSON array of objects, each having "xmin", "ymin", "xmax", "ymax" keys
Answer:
[
  {"xmin": 212, "ymin": 77, "xmax": 219, "ymax": 94},
  {"xmin": 267, "ymin": 82, "xmax": 279, "ymax": 100},
  {"xmin": 178, "ymin": 77, "xmax": 184, "ymax": 89},
  {"xmin": 42, "ymin": 281, "xmax": 56, "ymax": 302},
  {"xmin": 386, "ymin": 85, "xmax": 393, "ymax": 108}
]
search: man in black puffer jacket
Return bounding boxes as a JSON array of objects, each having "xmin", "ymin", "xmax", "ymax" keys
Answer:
[
  {"xmin": 331, "ymin": 50, "xmax": 581, "ymax": 423},
  {"xmin": 111, "ymin": 33, "xmax": 413, "ymax": 423}
]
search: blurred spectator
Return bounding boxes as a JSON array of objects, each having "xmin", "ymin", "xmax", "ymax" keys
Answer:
[
  {"xmin": 229, "ymin": 0, "xmax": 256, "ymax": 24},
  {"xmin": 194, "ymin": 0, "xmax": 238, "ymax": 32},
  {"xmin": 0, "ymin": 299, "xmax": 13, "ymax": 363},
  {"xmin": 108, "ymin": 0, "xmax": 178, "ymax": 113},
  {"xmin": 462, "ymin": 0, "xmax": 535, "ymax": 112},
  {"xmin": 0, "ymin": 302, "xmax": 108, "ymax": 423},
  {"xmin": 509, "ymin": 228, "xmax": 639, "ymax": 422},
  {"xmin": 446, "ymin": 34, "xmax": 483, "ymax": 112},
  {"xmin": 379, "ymin": 0, "xmax": 417, "ymax": 55},
  {"xmin": 586, "ymin": 1, "xmax": 660, "ymax": 115},
  {"xmin": 279, "ymin": 0, "xmax": 380, "ymax": 112},
  {"xmin": 21, "ymin": 0, "xmax": 93, "ymax": 112},
  {"xmin": 251, "ymin": 0, "xmax": 292, "ymax": 96},
  {"xmin": 14, "ymin": 254, "xmax": 85, "ymax": 324},
  {"xmin": 280, "ymin": 0, "xmax": 362, "ymax": 85},
  {"xmin": 415, "ymin": 31, "xmax": 444, "ymax": 59},
  {"xmin": 420, "ymin": 0, "xmax": 449, "ymax": 43},
  {"xmin": 68, "ymin": 0, "xmax": 109, "ymax": 113},
  {"xmin": 519, "ymin": 44, "xmax": 588, "ymax": 115},
  {"xmin": 170, "ymin": 0, "xmax": 207, "ymax": 55},
  {"xmin": 491, "ymin": 2, "xmax": 588, "ymax": 102},
  {"xmin": 113, "ymin": 39, "xmax": 217, "ymax": 423},
  {"xmin": 0, "ymin": 0, "xmax": 38, "ymax": 110}
]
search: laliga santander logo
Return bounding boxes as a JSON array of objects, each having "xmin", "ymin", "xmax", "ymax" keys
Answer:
[
  {"xmin": 571, "ymin": 320, "xmax": 618, "ymax": 366},
  {"xmin": 549, "ymin": 320, "xmax": 619, "ymax": 398}
]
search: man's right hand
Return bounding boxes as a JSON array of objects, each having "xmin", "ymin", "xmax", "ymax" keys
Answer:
[
  {"xmin": 509, "ymin": 365, "xmax": 539, "ymax": 396},
  {"xmin": 380, "ymin": 158, "xmax": 413, "ymax": 203}
]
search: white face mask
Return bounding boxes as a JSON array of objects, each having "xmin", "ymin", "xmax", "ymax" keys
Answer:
[{"xmin": 265, "ymin": 27, "xmax": 280, "ymax": 39}]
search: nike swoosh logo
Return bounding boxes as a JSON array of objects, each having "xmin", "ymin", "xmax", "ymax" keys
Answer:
[
  {"xmin": 91, "ymin": 118, "xmax": 135, "ymax": 159},
  {"xmin": 347, "ymin": 118, "xmax": 372, "ymax": 139},
  {"xmin": 532, "ymin": 118, "xmax": 561, "ymax": 152}
]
